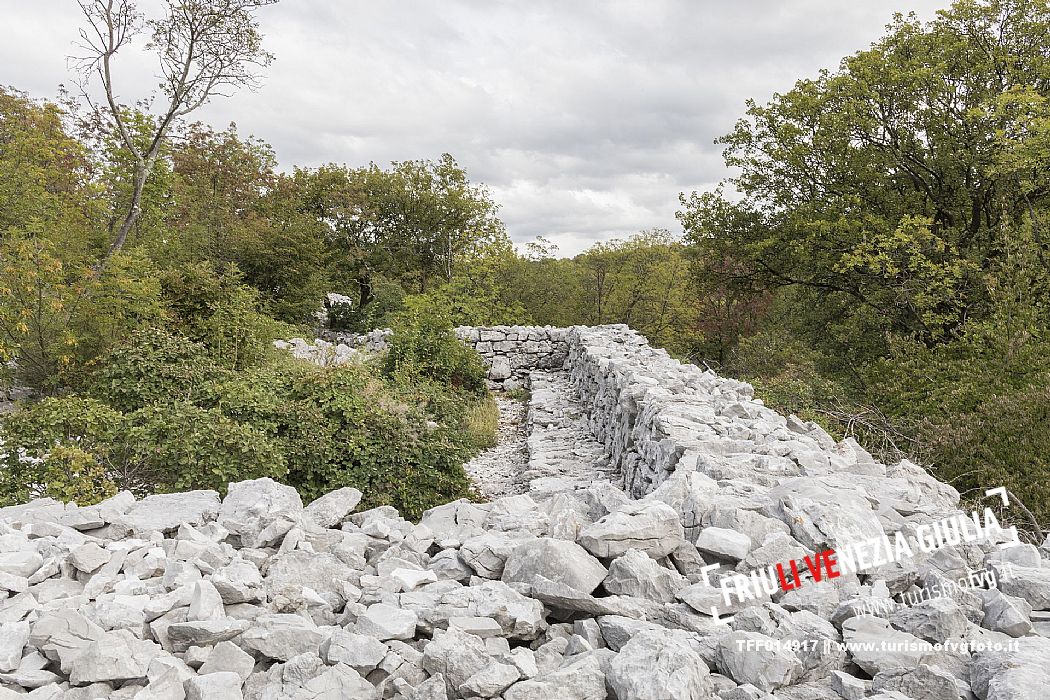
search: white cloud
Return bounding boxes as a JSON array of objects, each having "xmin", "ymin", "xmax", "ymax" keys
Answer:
[{"xmin": 0, "ymin": 0, "xmax": 947, "ymax": 255}]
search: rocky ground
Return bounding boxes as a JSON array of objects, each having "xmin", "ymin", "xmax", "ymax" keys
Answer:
[
  {"xmin": 1, "ymin": 326, "xmax": 1049, "ymax": 700},
  {"xmin": 463, "ymin": 396, "xmax": 529, "ymax": 500},
  {"xmin": 465, "ymin": 372, "xmax": 618, "ymax": 501}
]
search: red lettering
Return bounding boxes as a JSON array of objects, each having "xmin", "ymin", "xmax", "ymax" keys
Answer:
[
  {"xmin": 802, "ymin": 552, "xmax": 826, "ymax": 583},
  {"xmin": 824, "ymin": 550, "xmax": 841, "ymax": 579},
  {"xmin": 776, "ymin": 561, "xmax": 798, "ymax": 591}
]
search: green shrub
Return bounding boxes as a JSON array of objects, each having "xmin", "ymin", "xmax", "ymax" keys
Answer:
[
  {"xmin": 384, "ymin": 301, "xmax": 488, "ymax": 396},
  {"xmin": 919, "ymin": 385, "xmax": 1050, "ymax": 536},
  {"xmin": 277, "ymin": 365, "xmax": 474, "ymax": 519},
  {"xmin": 160, "ymin": 262, "xmax": 290, "ymax": 369},
  {"xmin": 88, "ymin": 328, "xmax": 228, "ymax": 413},
  {"xmin": 116, "ymin": 401, "xmax": 286, "ymax": 494},
  {"xmin": 0, "ymin": 396, "xmax": 122, "ymax": 506},
  {"xmin": 72, "ymin": 251, "xmax": 169, "ymax": 370}
]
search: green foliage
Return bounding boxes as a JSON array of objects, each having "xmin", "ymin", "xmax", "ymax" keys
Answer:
[
  {"xmin": 117, "ymin": 401, "xmax": 286, "ymax": 494},
  {"xmin": 0, "ymin": 397, "xmax": 121, "ymax": 506},
  {"xmin": 384, "ymin": 302, "xmax": 488, "ymax": 396},
  {"xmin": 73, "ymin": 251, "xmax": 169, "ymax": 366},
  {"xmin": 728, "ymin": 330, "xmax": 847, "ymax": 438},
  {"xmin": 88, "ymin": 328, "xmax": 227, "ymax": 413},
  {"xmin": 679, "ymin": 0, "xmax": 1050, "ymax": 359},
  {"xmin": 272, "ymin": 365, "xmax": 475, "ymax": 518},
  {"xmin": 464, "ymin": 395, "xmax": 500, "ymax": 451},
  {"xmin": 919, "ymin": 385, "xmax": 1050, "ymax": 534},
  {"xmin": 159, "ymin": 263, "xmax": 289, "ymax": 369},
  {"xmin": 0, "ymin": 235, "xmax": 79, "ymax": 391},
  {"xmin": 0, "ymin": 88, "xmax": 106, "ymax": 259}
]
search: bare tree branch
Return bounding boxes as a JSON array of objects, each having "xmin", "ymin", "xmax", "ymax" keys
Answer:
[{"xmin": 73, "ymin": 0, "xmax": 278, "ymax": 258}]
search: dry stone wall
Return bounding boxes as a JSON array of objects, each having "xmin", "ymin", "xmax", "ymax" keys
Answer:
[
  {"xmin": 454, "ymin": 326, "xmax": 569, "ymax": 392},
  {"xmin": 5, "ymin": 325, "xmax": 1047, "ymax": 699}
]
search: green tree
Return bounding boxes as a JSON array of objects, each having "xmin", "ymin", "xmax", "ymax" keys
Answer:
[
  {"xmin": 680, "ymin": 0, "xmax": 1050, "ymax": 358},
  {"xmin": 74, "ymin": 0, "xmax": 278, "ymax": 255}
]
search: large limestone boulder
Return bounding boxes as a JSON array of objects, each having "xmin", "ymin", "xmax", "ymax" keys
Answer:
[
  {"xmin": 217, "ymin": 478, "xmax": 303, "ymax": 548},
  {"xmin": 501, "ymin": 538, "xmax": 607, "ymax": 594},
  {"xmin": 119, "ymin": 491, "xmax": 221, "ymax": 535},
  {"xmin": 607, "ymin": 629, "xmax": 712, "ymax": 699},
  {"xmin": 603, "ymin": 548, "xmax": 685, "ymax": 602},
  {"xmin": 716, "ymin": 631, "xmax": 803, "ymax": 692},
  {"xmin": 503, "ymin": 654, "xmax": 606, "ymax": 700},
  {"xmin": 577, "ymin": 501, "xmax": 684, "ymax": 559},
  {"xmin": 971, "ymin": 636, "xmax": 1050, "ymax": 700}
]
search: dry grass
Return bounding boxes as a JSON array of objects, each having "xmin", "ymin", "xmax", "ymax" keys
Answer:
[{"xmin": 465, "ymin": 394, "xmax": 500, "ymax": 451}]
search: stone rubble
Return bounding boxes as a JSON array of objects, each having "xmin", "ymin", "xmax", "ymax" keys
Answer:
[{"xmin": 1, "ymin": 324, "xmax": 1047, "ymax": 699}]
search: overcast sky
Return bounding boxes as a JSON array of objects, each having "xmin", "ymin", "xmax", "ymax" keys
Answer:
[{"xmin": 2, "ymin": 1, "xmax": 947, "ymax": 255}]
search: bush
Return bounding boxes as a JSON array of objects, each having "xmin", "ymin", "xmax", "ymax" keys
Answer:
[
  {"xmin": 0, "ymin": 396, "xmax": 121, "ymax": 506},
  {"xmin": 160, "ymin": 262, "xmax": 290, "ymax": 370},
  {"xmin": 72, "ymin": 251, "xmax": 169, "ymax": 369},
  {"xmin": 88, "ymin": 328, "xmax": 228, "ymax": 413},
  {"xmin": 276, "ymin": 365, "xmax": 475, "ymax": 519},
  {"xmin": 116, "ymin": 401, "xmax": 286, "ymax": 494},
  {"xmin": 919, "ymin": 385, "xmax": 1050, "ymax": 536},
  {"xmin": 384, "ymin": 301, "xmax": 488, "ymax": 396}
]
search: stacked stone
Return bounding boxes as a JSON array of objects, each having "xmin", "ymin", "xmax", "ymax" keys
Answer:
[
  {"xmin": 454, "ymin": 327, "xmax": 569, "ymax": 392},
  {"xmin": 4, "ymin": 324, "xmax": 1050, "ymax": 699},
  {"xmin": 272, "ymin": 338, "xmax": 360, "ymax": 367},
  {"xmin": 323, "ymin": 329, "xmax": 393, "ymax": 353},
  {"xmin": 2, "ymin": 469, "xmax": 1048, "ymax": 700}
]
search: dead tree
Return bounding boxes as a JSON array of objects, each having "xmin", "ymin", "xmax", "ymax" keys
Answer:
[{"xmin": 74, "ymin": 0, "xmax": 278, "ymax": 256}]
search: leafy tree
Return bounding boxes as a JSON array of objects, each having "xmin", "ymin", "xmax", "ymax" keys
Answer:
[
  {"xmin": 290, "ymin": 155, "xmax": 506, "ymax": 315},
  {"xmin": 74, "ymin": 0, "xmax": 278, "ymax": 255},
  {"xmin": 680, "ymin": 0, "xmax": 1050, "ymax": 357},
  {"xmin": 0, "ymin": 88, "xmax": 106, "ymax": 259}
]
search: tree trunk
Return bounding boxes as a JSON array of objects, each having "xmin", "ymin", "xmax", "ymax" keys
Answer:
[{"xmin": 109, "ymin": 162, "xmax": 149, "ymax": 256}]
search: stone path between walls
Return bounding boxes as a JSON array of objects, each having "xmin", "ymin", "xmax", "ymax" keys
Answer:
[
  {"xmin": 464, "ymin": 372, "xmax": 619, "ymax": 501},
  {"xmin": 463, "ymin": 396, "xmax": 528, "ymax": 500},
  {"xmin": 4, "ymin": 324, "xmax": 1041, "ymax": 699},
  {"xmin": 521, "ymin": 372, "xmax": 618, "ymax": 498}
]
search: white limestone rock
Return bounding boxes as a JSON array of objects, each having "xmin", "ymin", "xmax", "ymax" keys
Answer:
[
  {"xmin": 184, "ymin": 672, "xmax": 243, "ymax": 700},
  {"xmin": 502, "ymin": 654, "xmax": 607, "ymax": 700},
  {"xmin": 603, "ymin": 548, "xmax": 685, "ymax": 602},
  {"xmin": 198, "ymin": 641, "xmax": 254, "ymax": 682},
  {"xmin": 971, "ymin": 636, "xmax": 1050, "ymax": 700},
  {"xmin": 70, "ymin": 543, "xmax": 111, "ymax": 574},
  {"xmin": 577, "ymin": 500, "xmax": 684, "ymax": 559},
  {"xmin": 871, "ymin": 664, "xmax": 961, "ymax": 700},
  {"xmin": 0, "ymin": 551, "xmax": 43, "ymax": 579},
  {"xmin": 696, "ymin": 527, "xmax": 752, "ymax": 561},
  {"xmin": 302, "ymin": 487, "xmax": 362, "ymax": 528},
  {"xmin": 120, "ymin": 491, "xmax": 221, "ymax": 535},
  {"xmin": 980, "ymin": 588, "xmax": 1033, "ymax": 637},
  {"xmin": 354, "ymin": 603, "xmax": 418, "ymax": 641},
  {"xmin": 501, "ymin": 538, "xmax": 607, "ymax": 594},
  {"xmin": 68, "ymin": 629, "xmax": 162, "ymax": 685},
  {"xmin": 716, "ymin": 631, "xmax": 802, "ymax": 692},
  {"xmin": 0, "ymin": 620, "xmax": 29, "ymax": 672},
  {"xmin": 320, "ymin": 630, "xmax": 387, "ymax": 675},
  {"xmin": 217, "ymin": 478, "xmax": 302, "ymax": 548},
  {"xmin": 607, "ymin": 629, "xmax": 712, "ymax": 699},
  {"xmin": 239, "ymin": 615, "xmax": 325, "ymax": 661}
]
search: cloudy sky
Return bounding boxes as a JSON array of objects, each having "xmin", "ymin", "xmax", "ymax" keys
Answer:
[{"xmin": 2, "ymin": 1, "xmax": 947, "ymax": 255}]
